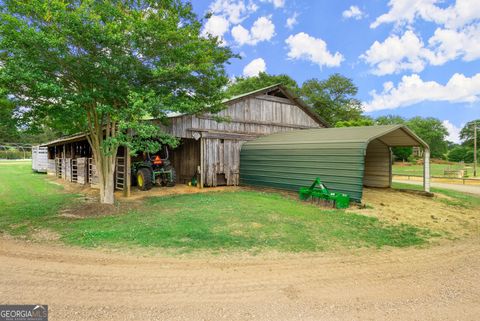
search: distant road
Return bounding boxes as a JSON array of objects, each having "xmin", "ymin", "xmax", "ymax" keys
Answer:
[{"xmin": 394, "ymin": 179, "xmax": 480, "ymax": 196}]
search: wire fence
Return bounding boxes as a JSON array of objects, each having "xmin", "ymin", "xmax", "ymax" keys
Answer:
[{"xmin": 0, "ymin": 144, "xmax": 33, "ymax": 160}]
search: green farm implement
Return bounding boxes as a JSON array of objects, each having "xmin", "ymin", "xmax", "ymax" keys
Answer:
[{"xmin": 299, "ymin": 178, "xmax": 350, "ymax": 209}]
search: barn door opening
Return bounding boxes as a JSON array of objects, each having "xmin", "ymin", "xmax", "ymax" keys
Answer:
[{"xmin": 170, "ymin": 138, "xmax": 201, "ymax": 185}]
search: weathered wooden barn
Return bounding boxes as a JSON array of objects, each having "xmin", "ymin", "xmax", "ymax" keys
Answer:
[{"xmin": 41, "ymin": 84, "xmax": 328, "ymax": 191}]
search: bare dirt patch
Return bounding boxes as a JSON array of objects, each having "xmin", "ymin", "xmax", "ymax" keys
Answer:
[
  {"xmin": 116, "ymin": 184, "xmax": 240, "ymax": 200},
  {"xmin": 353, "ymin": 188, "xmax": 480, "ymax": 238},
  {"xmin": 31, "ymin": 228, "xmax": 61, "ymax": 242},
  {"xmin": 0, "ymin": 237, "xmax": 478, "ymax": 321},
  {"xmin": 59, "ymin": 196, "xmax": 142, "ymax": 219}
]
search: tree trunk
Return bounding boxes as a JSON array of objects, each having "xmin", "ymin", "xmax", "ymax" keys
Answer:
[
  {"xmin": 95, "ymin": 153, "xmax": 116, "ymax": 205},
  {"xmin": 86, "ymin": 109, "xmax": 118, "ymax": 205}
]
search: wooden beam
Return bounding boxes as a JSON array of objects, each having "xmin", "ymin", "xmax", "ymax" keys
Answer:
[
  {"xmin": 200, "ymin": 138, "xmax": 204, "ymax": 189},
  {"xmin": 423, "ymin": 148, "xmax": 430, "ymax": 192},
  {"xmin": 194, "ymin": 116, "xmax": 314, "ymax": 130},
  {"xmin": 190, "ymin": 130, "xmax": 259, "ymax": 141},
  {"xmin": 123, "ymin": 146, "xmax": 131, "ymax": 197},
  {"xmin": 255, "ymin": 95, "xmax": 292, "ymax": 104}
]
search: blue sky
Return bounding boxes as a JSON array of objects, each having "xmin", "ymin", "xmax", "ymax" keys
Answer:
[{"xmin": 191, "ymin": 0, "xmax": 480, "ymax": 143}]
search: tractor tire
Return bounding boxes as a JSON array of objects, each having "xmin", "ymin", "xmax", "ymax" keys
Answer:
[
  {"xmin": 136, "ymin": 168, "xmax": 153, "ymax": 191},
  {"xmin": 166, "ymin": 167, "xmax": 176, "ymax": 187}
]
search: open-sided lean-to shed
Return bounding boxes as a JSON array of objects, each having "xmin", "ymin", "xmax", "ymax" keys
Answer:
[{"xmin": 240, "ymin": 125, "xmax": 430, "ymax": 201}]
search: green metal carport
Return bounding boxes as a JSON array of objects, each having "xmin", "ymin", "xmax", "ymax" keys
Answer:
[{"xmin": 240, "ymin": 125, "xmax": 430, "ymax": 201}]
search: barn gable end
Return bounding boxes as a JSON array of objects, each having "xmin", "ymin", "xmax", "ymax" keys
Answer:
[{"xmin": 168, "ymin": 86, "xmax": 326, "ymax": 140}]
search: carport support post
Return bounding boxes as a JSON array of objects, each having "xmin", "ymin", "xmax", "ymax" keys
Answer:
[{"xmin": 423, "ymin": 148, "xmax": 430, "ymax": 192}]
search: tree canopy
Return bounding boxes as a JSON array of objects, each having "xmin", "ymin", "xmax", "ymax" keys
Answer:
[
  {"xmin": 407, "ymin": 117, "xmax": 448, "ymax": 158},
  {"xmin": 226, "ymin": 72, "xmax": 299, "ymax": 96},
  {"xmin": 459, "ymin": 119, "xmax": 480, "ymax": 147},
  {"xmin": 335, "ymin": 117, "xmax": 374, "ymax": 128},
  {"xmin": 375, "ymin": 115, "xmax": 406, "ymax": 125},
  {"xmin": 0, "ymin": 91, "xmax": 18, "ymax": 142},
  {"xmin": 300, "ymin": 74, "xmax": 363, "ymax": 126},
  {"xmin": 0, "ymin": 0, "xmax": 235, "ymax": 203}
]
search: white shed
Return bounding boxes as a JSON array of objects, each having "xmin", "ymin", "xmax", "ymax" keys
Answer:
[{"xmin": 32, "ymin": 145, "xmax": 48, "ymax": 173}]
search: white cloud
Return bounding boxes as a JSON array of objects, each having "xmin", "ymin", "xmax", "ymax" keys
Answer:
[
  {"xmin": 232, "ymin": 16, "xmax": 276, "ymax": 46},
  {"xmin": 201, "ymin": 15, "xmax": 230, "ymax": 44},
  {"xmin": 210, "ymin": 0, "xmax": 258, "ymax": 24},
  {"xmin": 428, "ymin": 24, "xmax": 480, "ymax": 64},
  {"xmin": 285, "ymin": 32, "xmax": 343, "ymax": 67},
  {"xmin": 243, "ymin": 58, "xmax": 266, "ymax": 77},
  {"xmin": 362, "ymin": 25, "xmax": 480, "ymax": 75},
  {"xmin": 261, "ymin": 0, "xmax": 285, "ymax": 8},
  {"xmin": 442, "ymin": 120, "xmax": 462, "ymax": 144},
  {"xmin": 361, "ymin": 30, "xmax": 433, "ymax": 75},
  {"xmin": 342, "ymin": 5, "xmax": 365, "ymax": 20},
  {"xmin": 371, "ymin": 0, "xmax": 480, "ymax": 29},
  {"xmin": 286, "ymin": 12, "xmax": 298, "ymax": 29},
  {"xmin": 364, "ymin": 73, "xmax": 480, "ymax": 112}
]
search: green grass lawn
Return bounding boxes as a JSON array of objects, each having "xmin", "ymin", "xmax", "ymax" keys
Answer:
[
  {"xmin": 1, "ymin": 162, "xmax": 434, "ymax": 252},
  {"xmin": 392, "ymin": 162, "xmax": 474, "ymax": 177}
]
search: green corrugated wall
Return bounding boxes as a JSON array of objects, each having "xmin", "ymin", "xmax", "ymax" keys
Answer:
[{"xmin": 240, "ymin": 141, "xmax": 368, "ymax": 201}]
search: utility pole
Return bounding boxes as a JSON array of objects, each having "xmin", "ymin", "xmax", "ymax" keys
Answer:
[{"xmin": 474, "ymin": 120, "xmax": 477, "ymax": 177}]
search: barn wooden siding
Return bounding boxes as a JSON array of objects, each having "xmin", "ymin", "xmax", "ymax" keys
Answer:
[
  {"xmin": 167, "ymin": 95, "xmax": 324, "ymax": 187},
  {"xmin": 363, "ymin": 139, "xmax": 392, "ymax": 188}
]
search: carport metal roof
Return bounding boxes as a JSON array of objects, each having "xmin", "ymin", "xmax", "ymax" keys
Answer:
[{"xmin": 244, "ymin": 125, "xmax": 429, "ymax": 150}]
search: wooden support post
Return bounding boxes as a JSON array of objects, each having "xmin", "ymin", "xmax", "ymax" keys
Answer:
[
  {"xmin": 423, "ymin": 148, "xmax": 430, "ymax": 192},
  {"xmin": 123, "ymin": 146, "xmax": 131, "ymax": 197},
  {"xmin": 200, "ymin": 138, "xmax": 204, "ymax": 189}
]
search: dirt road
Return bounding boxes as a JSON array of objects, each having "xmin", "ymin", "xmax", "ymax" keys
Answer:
[
  {"xmin": 1, "ymin": 239, "xmax": 479, "ymax": 321},
  {"xmin": 394, "ymin": 179, "xmax": 480, "ymax": 195}
]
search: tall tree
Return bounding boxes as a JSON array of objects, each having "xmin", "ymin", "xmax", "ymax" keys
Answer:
[
  {"xmin": 407, "ymin": 117, "xmax": 448, "ymax": 158},
  {"xmin": 459, "ymin": 119, "xmax": 480, "ymax": 147},
  {"xmin": 0, "ymin": 0, "xmax": 234, "ymax": 204},
  {"xmin": 226, "ymin": 72, "xmax": 299, "ymax": 96},
  {"xmin": 300, "ymin": 73, "xmax": 363, "ymax": 126}
]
